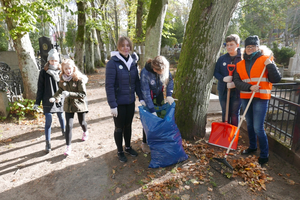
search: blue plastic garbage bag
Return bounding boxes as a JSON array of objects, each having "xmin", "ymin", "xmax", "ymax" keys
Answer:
[{"xmin": 139, "ymin": 102, "xmax": 188, "ymax": 168}]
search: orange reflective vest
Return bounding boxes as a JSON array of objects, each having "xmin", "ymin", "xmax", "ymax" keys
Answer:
[{"xmin": 236, "ymin": 55, "xmax": 272, "ymax": 100}]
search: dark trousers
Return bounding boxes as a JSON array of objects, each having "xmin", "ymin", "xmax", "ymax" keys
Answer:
[
  {"xmin": 65, "ymin": 112, "xmax": 87, "ymax": 145},
  {"xmin": 113, "ymin": 102, "xmax": 135, "ymax": 152}
]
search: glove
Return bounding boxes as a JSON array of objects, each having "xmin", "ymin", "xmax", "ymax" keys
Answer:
[
  {"xmin": 62, "ymin": 91, "xmax": 70, "ymax": 98},
  {"xmin": 55, "ymin": 98, "xmax": 61, "ymax": 103},
  {"xmin": 227, "ymin": 82, "xmax": 235, "ymax": 89},
  {"xmin": 140, "ymin": 100, "xmax": 146, "ymax": 106},
  {"xmin": 152, "ymin": 112, "xmax": 157, "ymax": 117},
  {"xmin": 33, "ymin": 104, "xmax": 39, "ymax": 110},
  {"xmin": 166, "ymin": 96, "xmax": 174, "ymax": 105},
  {"xmin": 223, "ymin": 76, "xmax": 233, "ymax": 83},
  {"xmin": 49, "ymin": 97, "xmax": 55, "ymax": 103},
  {"xmin": 111, "ymin": 108, "xmax": 118, "ymax": 117}
]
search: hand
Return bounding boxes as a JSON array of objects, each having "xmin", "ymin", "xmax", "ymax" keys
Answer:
[
  {"xmin": 55, "ymin": 98, "xmax": 61, "ymax": 103},
  {"xmin": 33, "ymin": 104, "xmax": 39, "ymax": 110},
  {"xmin": 250, "ymin": 85, "xmax": 260, "ymax": 92},
  {"xmin": 111, "ymin": 108, "xmax": 118, "ymax": 117},
  {"xmin": 227, "ymin": 82, "xmax": 235, "ymax": 89},
  {"xmin": 264, "ymin": 54, "xmax": 273, "ymax": 65},
  {"xmin": 140, "ymin": 100, "xmax": 146, "ymax": 106},
  {"xmin": 223, "ymin": 76, "xmax": 233, "ymax": 83},
  {"xmin": 62, "ymin": 91, "xmax": 70, "ymax": 98},
  {"xmin": 166, "ymin": 96, "xmax": 174, "ymax": 105},
  {"xmin": 49, "ymin": 98, "xmax": 55, "ymax": 103},
  {"xmin": 152, "ymin": 112, "xmax": 157, "ymax": 117}
]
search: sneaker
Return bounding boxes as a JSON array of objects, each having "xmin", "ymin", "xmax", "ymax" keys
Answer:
[
  {"xmin": 118, "ymin": 152, "xmax": 127, "ymax": 162},
  {"xmin": 258, "ymin": 157, "xmax": 269, "ymax": 166},
  {"xmin": 141, "ymin": 143, "xmax": 150, "ymax": 154},
  {"xmin": 125, "ymin": 147, "xmax": 138, "ymax": 157},
  {"xmin": 64, "ymin": 145, "xmax": 72, "ymax": 156},
  {"xmin": 241, "ymin": 148, "xmax": 257, "ymax": 155},
  {"xmin": 45, "ymin": 141, "xmax": 51, "ymax": 153},
  {"xmin": 82, "ymin": 131, "xmax": 89, "ymax": 141}
]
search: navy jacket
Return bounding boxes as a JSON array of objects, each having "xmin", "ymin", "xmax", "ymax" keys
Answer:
[
  {"xmin": 105, "ymin": 52, "xmax": 143, "ymax": 108},
  {"xmin": 140, "ymin": 62, "xmax": 174, "ymax": 113},
  {"xmin": 214, "ymin": 48, "xmax": 241, "ymax": 97}
]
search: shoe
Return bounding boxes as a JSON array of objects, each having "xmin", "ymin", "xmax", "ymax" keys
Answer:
[
  {"xmin": 82, "ymin": 131, "xmax": 89, "ymax": 141},
  {"xmin": 141, "ymin": 143, "xmax": 150, "ymax": 154},
  {"xmin": 125, "ymin": 147, "xmax": 138, "ymax": 157},
  {"xmin": 241, "ymin": 148, "xmax": 257, "ymax": 155},
  {"xmin": 64, "ymin": 145, "xmax": 72, "ymax": 156},
  {"xmin": 118, "ymin": 152, "xmax": 127, "ymax": 162},
  {"xmin": 258, "ymin": 157, "xmax": 269, "ymax": 166},
  {"xmin": 45, "ymin": 141, "xmax": 51, "ymax": 153}
]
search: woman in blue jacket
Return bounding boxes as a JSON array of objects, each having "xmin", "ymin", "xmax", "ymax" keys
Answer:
[
  {"xmin": 105, "ymin": 36, "xmax": 144, "ymax": 163},
  {"xmin": 140, "ymin": 56, "xmax": 174, "ymax": 153},
  {"xmin": 214, "ymin": 34, "xmax": 242, "ymax": 127}
]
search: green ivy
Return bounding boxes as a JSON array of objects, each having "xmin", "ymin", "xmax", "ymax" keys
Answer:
[{"xmin": 7, "ymin": 99, "xmax": 42, "ymax": 121}]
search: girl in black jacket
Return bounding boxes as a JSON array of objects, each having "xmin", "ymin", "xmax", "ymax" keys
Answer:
[{"xmin": 34, "ymin": 49, "xmax": 65, "ymax": 153}]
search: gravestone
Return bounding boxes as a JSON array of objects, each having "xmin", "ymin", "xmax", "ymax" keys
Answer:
[
  {"xmin": 287, "ymin": 37, "xmax": 300, "ymax": 77},
  {"xmin": 38, "ymin": 36, "xmax": 53, "ymax": 68}
]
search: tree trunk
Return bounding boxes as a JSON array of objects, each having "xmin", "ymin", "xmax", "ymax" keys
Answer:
[
  {"xmin": 143, "ymin": 0, "xmax": 168, "ymax": 65},
  {"xmin": 75, "ymin": 1, "xmax": 86, "ymax": 71},
  {"xmin": 96, "ymin": 29, "xmax": 106, "ymax": 66},
  {"xmin": 284, "ymin": 13, "xmax": 289, "ymax": 47},
  {"xmin": 113, "ymin": 0, "xmax": 119, "ymax": 43},
  {"xmin": 174, "ymin": 0, "xmax": 239, "ymax": 140},
  {"xmin": 135, "ymin": 0, "xmax": 144, "ymax": 67},
  {"xmin": 2, "ymin": 3, "xmax": 39, "ymax": 100},
  {"xmin": 93, "ymin": 29, "xmax": 101, "ymax": 68},
  {"xmin": 85, "ymin": 30, "xmax": 94, "ymax": 74}
]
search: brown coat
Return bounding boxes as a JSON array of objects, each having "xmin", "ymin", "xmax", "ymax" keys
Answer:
[{"xmin": 54, "ymin": 79, "xmax": 88, "ymax": 113}]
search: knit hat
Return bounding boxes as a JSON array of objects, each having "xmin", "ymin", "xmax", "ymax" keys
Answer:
[
  {"xmin": 245, "ymin": 35, "xmax": 260, "ymax": 47},
  {"xmin": 47, "ymin": 49, "xmax": 60, "ymax": 61}
]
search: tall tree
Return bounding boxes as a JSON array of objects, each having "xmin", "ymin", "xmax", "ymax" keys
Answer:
[
  {"xmin": 174, "ymin": 0, "xmax": 239, "ymax": 139},
  {"xmin": 143, "ymin": 0, "xmax": 168, "ymax": 65},
  {"xmin": 75, "ymin": 1, "xmax": 86, "ymax": 71},
  {"xmin": 0, "ymin": 0, "xmax": 51, "ymax": 99}
]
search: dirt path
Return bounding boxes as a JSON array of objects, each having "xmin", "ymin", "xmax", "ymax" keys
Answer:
[{"xmin": 0, "ymin": 69, "xmax": 300, "ymax": 200}]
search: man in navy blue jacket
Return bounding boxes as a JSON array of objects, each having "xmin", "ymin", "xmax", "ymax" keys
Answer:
[{"xmin": 213, "ymin": 34, "xmax": 242, "ymax": 126}]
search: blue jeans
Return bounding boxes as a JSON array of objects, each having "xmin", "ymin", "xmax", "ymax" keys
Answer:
[
  {"xmin": 241, "ymin": 98, "xmax": 269, "ymax": 158},
  {"xmin": 45, "ymin": 112, "xmax": 65, "ymax": 141},
  {"xmin": 219, "ymin": 90, "xmax": 241, "ymax": 126}
]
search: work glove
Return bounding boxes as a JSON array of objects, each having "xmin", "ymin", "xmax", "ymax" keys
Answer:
[
  {"xmin": 223, "ymin": 76, "xmax": 233, "ymax": 83},
  {"xmin": 140, "ymin": 100, "xmax": 146, "ymax": 106},
  {"xmin": 152, "ymin": 112, "xmax": 157, "ymax": 117},
  {"xmin": 227, "ymin": 82, "xmax": 235, "ymax": 89},
  {"xmin": 111, "ymin": 108, "xmax": 118, "ymax": 117},
  {"xmin": 33, "ymin": 104, "xmax": 39, "ymax": 110},
  {"xmin": 49, "ymin": 97, "xmax": 55, "ymax": 103},
  {"xmin": 166, "ymin": 96, "xmax": 174, "ymax": 105},
  {"xmin": 62, "ymin": 91, "xmax": 70, "ymax": 98}
]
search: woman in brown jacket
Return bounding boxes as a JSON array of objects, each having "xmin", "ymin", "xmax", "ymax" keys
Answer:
[{"xmin": 50, "ymin": 59, "xmax": 89, "ymax": 156}]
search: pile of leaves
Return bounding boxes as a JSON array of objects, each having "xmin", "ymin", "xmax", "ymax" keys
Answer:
[{"xmin": 141, "ymin": 139, "xmax": 273, "ymax": 199}]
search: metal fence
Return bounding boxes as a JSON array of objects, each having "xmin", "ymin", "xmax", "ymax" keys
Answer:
[
  {"xmin": 0, "ymin": 62, "xmax": 23, "ymax": 102},
  {"xmin": 265, "ymin": 83, "xmax": 300, "ymax": 151}
]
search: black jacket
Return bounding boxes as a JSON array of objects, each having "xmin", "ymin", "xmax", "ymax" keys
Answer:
[{"xmin": 35, "ymin": 68, "xmax": 64, "ymax": 113}]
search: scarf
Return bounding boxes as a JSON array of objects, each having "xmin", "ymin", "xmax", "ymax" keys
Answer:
[
  {"xmin": 62, "ymin": 74, "xmax": 73, "ymax": 82},
  {"xmin": 46, "ymin": 64, "xmax": 60, "ymax": 82}
]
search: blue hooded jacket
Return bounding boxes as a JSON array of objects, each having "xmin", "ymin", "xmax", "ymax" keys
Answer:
[
  {"xmin": 214, "ymin": 48, "xmax": 241, "ymax": 97},
  {"xmin": 140, "ymin": 62, "xmax": 174, "ymax": 113},
  {"xmin": 105, "ymin": 51, "xmax": 143, "ymax": 108}
]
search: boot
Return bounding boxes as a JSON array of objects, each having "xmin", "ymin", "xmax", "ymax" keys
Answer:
[{"xmin": 45, "ymin": 140, "xmax": 51, "ymax": 153}]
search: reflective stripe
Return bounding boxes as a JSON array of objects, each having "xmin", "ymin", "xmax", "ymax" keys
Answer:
[
  {"xmin": 240, "ymin": 89, "xmax": 271, "ymax": 94},
  {"xmin": 251, "ymin": 77, "xmax": 268, "ymax": 82},
  {"xmin": 243, "ymin": 78, "xmax": 269, "ymax": 83}
]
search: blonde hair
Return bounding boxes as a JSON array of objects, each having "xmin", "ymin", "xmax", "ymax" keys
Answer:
[
  {"xmin": 147, "ymin": 56, "xmax": 170, "ymax": 85},
  {"xmin": 60, "ymin": 59, "xmax": 88, "ymax": 83}
]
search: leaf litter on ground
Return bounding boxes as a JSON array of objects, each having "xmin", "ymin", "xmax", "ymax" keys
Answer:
[{"xmin": 141, "ymin": 139, "xmax": 273, "ymax": 199}]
